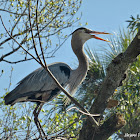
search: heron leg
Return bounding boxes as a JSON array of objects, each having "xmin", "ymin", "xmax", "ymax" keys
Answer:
[
  {"xmin": 36, "ymin": 103, "xmax": 47, "ymax": 138},
  {"xmin": 33, "ymin": 103, "xmax": 47, "ymax": 140},
  {"xmin": 33, "ymin": 104, "xmax": 43, "ymax": 139}
]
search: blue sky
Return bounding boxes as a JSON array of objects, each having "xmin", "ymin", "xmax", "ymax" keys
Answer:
[{"xmin": 0, "ymin": 0, "xmax": 140, "ymax": 94}]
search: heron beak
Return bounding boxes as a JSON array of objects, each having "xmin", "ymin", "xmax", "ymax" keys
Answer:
[{"xmin": 90, "ymin": 31, "xmax": 111, "ymax": 42}]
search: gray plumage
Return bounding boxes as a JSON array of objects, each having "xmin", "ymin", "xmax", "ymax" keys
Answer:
[
  {"xmin": 4, "ymin": 27, "xmax": 106, "ymax": 106},
  {"xmin": 4, "ymin": 63, "xmax": 72, "ymax": 105}
]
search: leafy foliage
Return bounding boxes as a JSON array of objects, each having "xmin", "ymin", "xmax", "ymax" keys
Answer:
[
  {"xmin": 113, "ymin": 58, "xmax": 140, "ymax": 139},
  {"xmin": 126, "ymin": 15, "xmax": 140, "ymax": 33},
  {"xmin": 0, "ymin": 0, "xmax": 82, "ymax": 64},
  {"xmin": 0, "ymin": 93, "xmax": 82, "ymax": 139},
  {"xmin": 101, "ymin": 29, "xmax": 134, "ymax": 69},
  {"xmin": 0, "ymin": 96, "xmax": 35, "ymax": 139}
]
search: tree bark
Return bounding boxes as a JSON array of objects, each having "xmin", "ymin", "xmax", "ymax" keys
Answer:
[
  {"xmin": 93, "ymin": 113, "xmax": 126, "ymax": 140},
  {"xmin": 78, "ymin": 30, "xmax": 140, "ymax": 140}
]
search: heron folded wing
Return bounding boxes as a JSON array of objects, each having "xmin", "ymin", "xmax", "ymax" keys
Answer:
[{"xmin": 4, "ymin": 63, "xmax": 71, "ymax": 105}]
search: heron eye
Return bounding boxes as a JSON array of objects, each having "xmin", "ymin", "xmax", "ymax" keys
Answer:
[{"xmin": 84, "ymin": 29, "xmax": 88, "ymax": 33}]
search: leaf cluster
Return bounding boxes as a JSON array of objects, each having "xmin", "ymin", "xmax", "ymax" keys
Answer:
[
  {"xmin": 126, "ymin": 15, "xmax": 140, "ymax": 33},
  {"xmin": 112, "ymin": 58, "xmax": 140, "ymax": 139},
  {"xmin": 0, "ymin": 0, "xmax": 82, "ymax": 64}
]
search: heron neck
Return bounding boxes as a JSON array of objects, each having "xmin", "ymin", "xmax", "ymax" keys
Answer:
[
  {"xmin": 77, "ymin": 48, "xmax": 89, "ymax": 71},
  {"xmin": 71, "ymin": 41, "xmax": 89, "ymax": 72},
  {"xmin": 67, "ymin": 39, "xmax": 89, "ymax": 94}
]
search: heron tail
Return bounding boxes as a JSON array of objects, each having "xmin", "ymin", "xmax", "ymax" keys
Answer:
[{"xmin": 4, "ymin": 93, "xmax": 15, "ymax": 105}]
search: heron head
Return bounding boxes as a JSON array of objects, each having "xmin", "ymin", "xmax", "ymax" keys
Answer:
[{"xmin": 72, "ymin": 27, "xmax": 110, "ymax": 44}]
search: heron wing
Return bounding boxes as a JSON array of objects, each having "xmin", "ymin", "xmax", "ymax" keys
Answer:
[{"xmin": 4, "ymin": 63, "xmax": 71, "ymax": 105}]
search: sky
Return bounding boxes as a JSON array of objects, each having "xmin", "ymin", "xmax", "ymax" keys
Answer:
[{"xmin": 0, "ymin": 0, "xmax": 140, "ymax": 94}]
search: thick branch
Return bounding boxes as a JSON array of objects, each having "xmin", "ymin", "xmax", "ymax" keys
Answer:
[
  {"xmin": 78, "ymin": 30, "xmax": 140, "ymax": 140},
  {"xmin": 93, "ymin": 113, "xmax": 126, "ymax": 140},
  {"xmin": 90, "ymin": 30, "xmax": 140, "ymax": 115}
]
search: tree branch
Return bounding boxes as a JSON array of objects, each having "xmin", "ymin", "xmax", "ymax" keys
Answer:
[
  {"xmin": 0, "ymin": 15, "xmax": 41, "ymax": 65},
  {"xmin": 90, "ymin": 30, "xmax": 140, "ymax": 115},
  {"xmin": 2, "ymin": 56, "xmax": 53, "ymax": 64},
  {"xmin": 36, "ymin": 0, "xmax": 47, "ymax": 66},
  {"xmin": 0, "ymin": 9, "xmax": 27, "ymax": 15},
  {"xmin": 78, "ymin": 30, "xmax": 140, "ymax": 140},
  {"xmin": 93, "ymin": 113, "xmax": 126, "ymax": 140},
  {"xmin": 28, "ymin": 0, "xmax": 42, "ymax": 64},
  {"xmin": 0, "ymin": 46, "xmax": 20, "ymax": 62},
  {"xmin": 11, "ymin": 8, "xmax": 27, "ymax": 36}
]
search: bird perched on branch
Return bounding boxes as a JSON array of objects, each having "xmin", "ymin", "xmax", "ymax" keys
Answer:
[{"xmin": 4, "ymin": 27, "xmax": 109, "ymax": 138}]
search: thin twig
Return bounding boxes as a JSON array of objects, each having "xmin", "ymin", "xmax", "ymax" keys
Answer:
[
  {"xmin": 28, "ymin": 1, "xmax": 47, "ymax": 138},
  {"xmin": 0, "ymin": 46, "xmax": 20, "ymax": 62},
  {"xmin": 28, "ymin": 0, "xmax": 42, "ymax": 64},
  {"xmin": 11, "ymin": 8, "xmax": 27, "ymax": 36},
  {"xmin": 0, "ymin": 15, "xmax": 41, "ymax": 65},
  {"xmin": 0, "ymin": 34, "xmax": 29, "ymax": 63},
  {"xmin": 0, "ymin": 29, "xmax": 28, "ymax": 47},
  {"xmin": 8, "ymin": 66, "xmax": 13, "ymax": 91},
  {"xmin": 0, "ymin": 9, "xmax": 27, "ymax": 16},
  {"xmin": 67, "ymin": 107, "xmax": 100, "ymax": 117},
  {"xmin": 36, "ymin": 0, "xmax": 47, "ymax": 67},
  {"xmin": 2, "ymin": 56, "xmax": 54, "ymax": 64}
]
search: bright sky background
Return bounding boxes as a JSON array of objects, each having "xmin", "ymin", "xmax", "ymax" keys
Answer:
[{"xmin": 1, "ymin": 0, "xmax": 140, "ymax": 95}]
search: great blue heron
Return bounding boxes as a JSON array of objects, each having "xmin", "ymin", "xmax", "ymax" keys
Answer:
[{"xmin": 4, "ymin": 27, "xmax": 109, "ymax": 138}]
